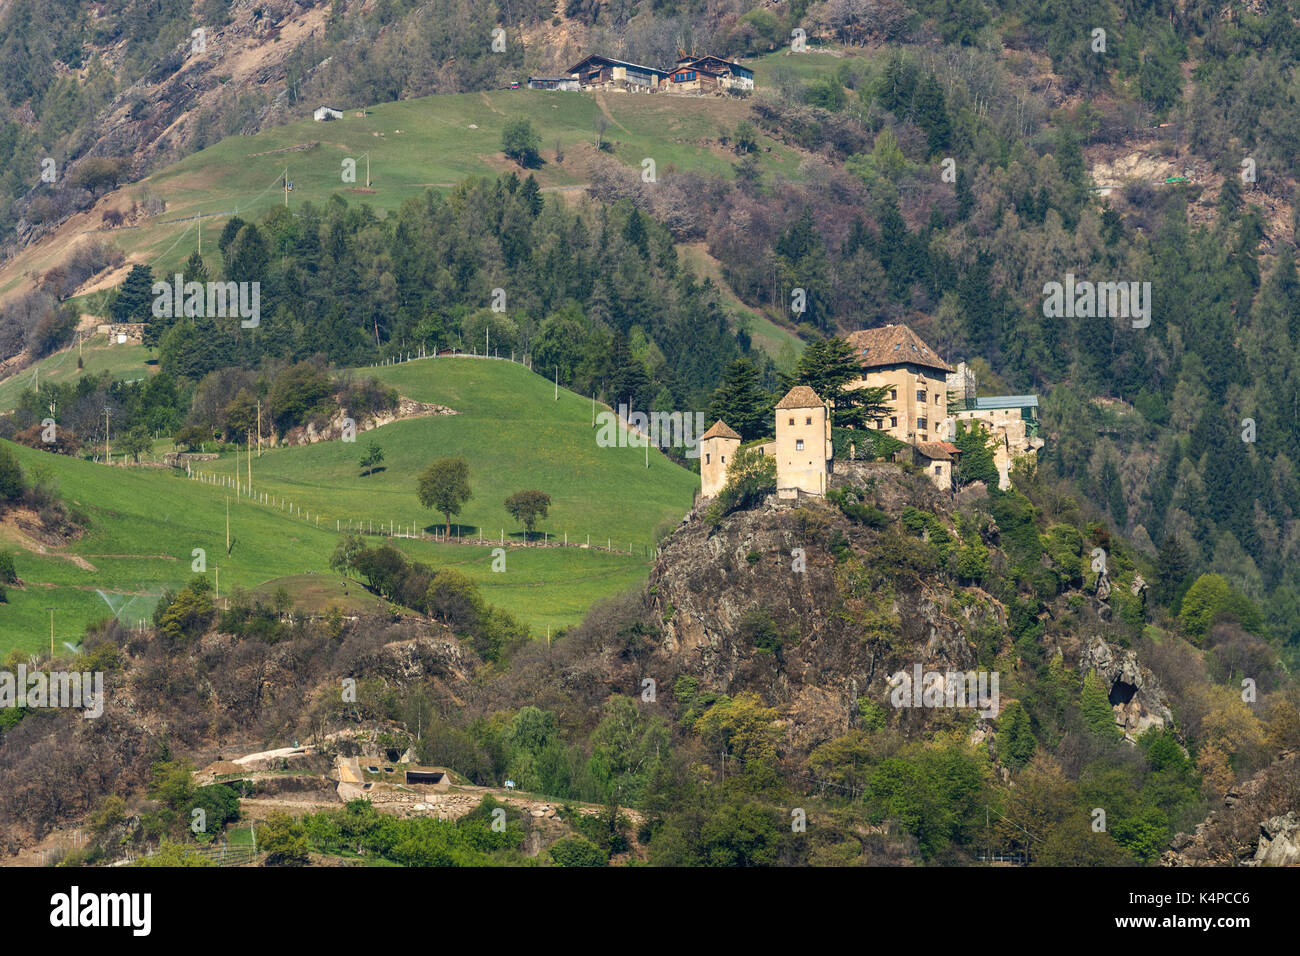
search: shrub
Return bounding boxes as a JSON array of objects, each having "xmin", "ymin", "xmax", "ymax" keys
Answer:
[
  {"xmin": 0, "ymin": 444, "xmax": 24, "ymax": 504},
  {"xmin": 549, "ymin": 835, "xmax": 607, "ymax": 867}
]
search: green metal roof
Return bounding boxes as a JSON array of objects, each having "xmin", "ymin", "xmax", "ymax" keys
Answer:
[{"xmin": 969, "ymin": 395, "xmax": 1039, "ymax": 410}]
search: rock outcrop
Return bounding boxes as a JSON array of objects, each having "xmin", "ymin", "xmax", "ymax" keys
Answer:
[{"xmin": 1078, "ymin": 635, "xmax": 1173, "ymax": 739}]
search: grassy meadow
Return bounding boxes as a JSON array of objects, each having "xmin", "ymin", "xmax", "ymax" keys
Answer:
[{"xmin": 0, "ymin": 357, "xmax": 697, "ymax": 652}]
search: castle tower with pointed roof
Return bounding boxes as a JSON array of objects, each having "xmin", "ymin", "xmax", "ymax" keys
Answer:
[
  {"xmin": 699, "ymin": 420, "xmax": 741, "ymax": 497},
  {"xmin": 773, "ymin": 385, "xmax": 832, "ymax": 498}
]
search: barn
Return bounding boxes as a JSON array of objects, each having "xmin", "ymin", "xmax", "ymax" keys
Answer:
[{"xmin": 566, "ymin": 55, "xmax": 668, "ymax": 91}]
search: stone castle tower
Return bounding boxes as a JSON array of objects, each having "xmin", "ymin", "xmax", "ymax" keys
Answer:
[
  {"xmin": 773, "ymin": 386, "xmax": 832, "ymax": 498},
  {"xmin": 699, "ymin": 420, "xmax": 742, "ymax": 497}
]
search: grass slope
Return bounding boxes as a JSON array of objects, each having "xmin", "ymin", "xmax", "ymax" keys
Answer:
[
  {"xmin": 0, "ymin": 357, "xmax": 695, "ymax": 652},
  {"xmin": 58, "ymin": 88, "xmax": 807, "ymax": 283},
  {"xmin": 0, "ymin": 337, "xmax": 156, "ymax": 413}
]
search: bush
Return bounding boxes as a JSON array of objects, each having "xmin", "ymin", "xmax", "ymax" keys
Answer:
[
  {"xmin": 0, "ymin": 444, "xmax": 24, "ymax": 504},
  {"xmin": 1179, "ymin": 573, "xmax": 1266, "ymax": 643},
  {"xmin": 502, "ymin": 118, "xmax": 542, "ymax": 167},
  {"xmin": 705, "ymin": 447, "xmax": 776, "ymax": 523},
  {"xmin": 549, "ymin": 835, "xmax": 608, "ymax": 867},
  {"xmin": 0, "ymin": 551, "xmax": 15, "ymax": 584}
]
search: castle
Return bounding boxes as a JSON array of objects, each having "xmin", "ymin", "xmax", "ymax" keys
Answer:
[
  {"xmin": 701, "ymin": 385, "xmax": 833, "ymax": 499},
  {"xmin": 699, "ymin": 325, "xmax": 1042, "ymax": 500}
]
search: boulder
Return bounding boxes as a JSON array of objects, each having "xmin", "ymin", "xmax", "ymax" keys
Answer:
[{"xmin": 1254, "ymin": 813, "xmax": 1300, "ymax": 867}]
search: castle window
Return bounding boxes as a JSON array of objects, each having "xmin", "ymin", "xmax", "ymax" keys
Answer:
[
  {"xmin": 805, "ymin": 416, "xmax": 812, "ymax": 425},
  {"xmin": 788, "ymin": 417, "xmax": 795, "ymax": 426},
  {"xmin": 917, "ymin": 417, "xmax": 928, "ymax": 430},
  {"xmin": 917, "ymin": 390, "xmax": 927, "ymax": 403},
  {"xmin": 890, "ymin": 417, "xmax": 898, "ymax": 427},
  {"xmin": 796, "ymin": 439, "xmax": 804, "ymax": 450},
  {"xmin": 721, "ymin": 456, "xmax": 726, "ymax": 464},
  {"xmin": 705, "ymin": 453, "xmax": 711, "ymax": 464},
  {"xmin": 890, "ymin": 389, "xmax": 897, "ymax": 399},
  {"xmin": 875, "ymin": 419, "xmax": 883, "ymax": 429},
  {"xmin": 935, "ymin": 465, "xmax": 942, "ymax": 475}
]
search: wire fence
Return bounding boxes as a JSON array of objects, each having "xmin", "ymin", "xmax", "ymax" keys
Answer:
[{"xmin": 185, "ymin": 467, "xmax": 663, "ymax": 558}]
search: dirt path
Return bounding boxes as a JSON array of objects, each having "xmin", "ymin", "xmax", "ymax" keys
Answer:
[{"xmin": 593, "ymin": 93, "xmax": 632, "ymax": 135}]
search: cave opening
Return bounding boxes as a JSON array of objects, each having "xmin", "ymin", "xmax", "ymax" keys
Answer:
[{"xmin": 1108, "ymin": 680, "xmax": 1137, "ymax": 707}]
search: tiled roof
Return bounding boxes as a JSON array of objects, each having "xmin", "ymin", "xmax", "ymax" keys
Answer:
[
  {"xmin": 845, "ymin": 325, "xmax": 954, "ymax": 373},
  {"xmin": 701, "ymin": 420, "xmax": 741, "ymax": 440},
  {"xmin": 915, "ymin": 441, "xmax": 957, "ymax": 461},
  {"xmin": 775, "ymin": 385, "xmax": 825, "ymax": 409}
]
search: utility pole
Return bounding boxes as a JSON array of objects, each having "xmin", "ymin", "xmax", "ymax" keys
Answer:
[
  {"xmin": 104, "ymin": 407, "xmax": 111, "ymax": 465},
  {"xmin": 283, "ymin": 167, "xmax": 290, "ymax": 207},
  {"xmin": 226, "ymin": 496, "xmax": 230, "ymax": 554},
  {"xmin": 256, "ymin": 400, "xmax": 262, "ymax": 457},
  {"xmin": 247, "ymin": 430, "xmax": 252, "ymax": 492}
]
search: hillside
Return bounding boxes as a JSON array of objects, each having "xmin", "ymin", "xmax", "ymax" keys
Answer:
[
  {"xmin": 4, "ymin": 455, "xmax": 1296, "ymax": 871},
  {"xmin": 0, "ymin": 356, "xmax": 695, "ymax": 648}
]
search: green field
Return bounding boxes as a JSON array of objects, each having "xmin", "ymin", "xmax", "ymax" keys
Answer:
[
  {"xmin": 0, "ymin": 357, "xmax": 697, "ymax": 652},
  {"xmin": 48, "ymin": 87, "xmax": 808, "ymax": 283},
  {"xmin": 0, "ymin": 337, "xmax": 156, "ymax": 413}
]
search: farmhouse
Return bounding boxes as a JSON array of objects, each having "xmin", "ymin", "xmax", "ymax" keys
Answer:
[
  {"xmin": 313, "ymin": 105, "xmax": 344, "ymax": 121},
  {"xmin": 96, "ymin": 322, "xmax": 145, "ymax": 344},
  {"xmin": 668, "ymin": 62, "xmax": 724, "ymax": 93},
  {"xmin": 672, "ymin": 54, "xmax": 754, "ymax": 91},
  {"xmin": 566, "ymin": 55, "xmax": 669, "ymax": 92}
]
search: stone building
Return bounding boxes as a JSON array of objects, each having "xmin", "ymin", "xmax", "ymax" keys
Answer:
[
  {"xmin": 845, "ymin": 324, "xmax": 953, "ymax": 446},
  {"xmin": 945, "ymin": 362, "xmax": 1043, "ymax": 491},
  {"xmin": 772, "ymin": 386, "xmax": 833, "ymax": 498},
  {"xmin": 699, "ymin": 420, "xmax": 741, "ymax": 497},
  {"xmin": 697, "ymin": 387, "xmax": 832, "ymax": 501}
]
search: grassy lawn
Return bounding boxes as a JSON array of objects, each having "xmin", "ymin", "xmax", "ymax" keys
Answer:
[
  {"xmin": 0, "ymin": 339, "xmax": 155, "ymax": 413},
  {"xmin": 0, "ymin": 358, "xmax": 694, "ymax": 652}
]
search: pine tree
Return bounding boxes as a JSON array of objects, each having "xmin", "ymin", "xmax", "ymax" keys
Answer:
[
  {"xmin": 109, "ymin": 263, "xmax": 155, "ymax": 323},
  {"xmin": 787, "ymin": 338, "xmax": 890, "ymax": 427},
  {"xmin": 913, "ymin": 74, "xmax": 951, "ymax": 155},
  {"xmin": 953, "ymin": 419, "xmax": 998, "ymax": 486},
  {"xmin": 708, "ymin": 358, "xmax": 772, "ymax": 441},
  {"xmin": 1100, "ymin": 458, "xmax": 1128, "ymax": 528},
  {"xmin": 1081, "ymin": 671, "xmax": 1120, "ymax": 738},
  {"xmin": 1153, "ymin": 534, "xmax": 1192, "ymax": 611}
]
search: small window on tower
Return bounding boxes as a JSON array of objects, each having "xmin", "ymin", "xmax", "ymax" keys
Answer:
[
  {"xmin": 890, "ymin": 417, "xmax": 898, "ymax": 427},
  {"xmin": 788, "ymin": 417, "xmax": 795, "ymax": 426},
  {"xmin": 917, "ymin": 390, "xmax": 927, "ymax": 404},
  {"xmin": 890, "ymin": 389, "xmax": 897, "ymax": 400},
  {"xmin": 805, "ymin": 416, "xmax": 812, "ymax": 425},
  {"xmin": 796, "ymin": 439, "xmax": 804, "ymax": 451},
  {"xmin": 705, "ymin": 453, "xmax": 711, "ymax": 464}
]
